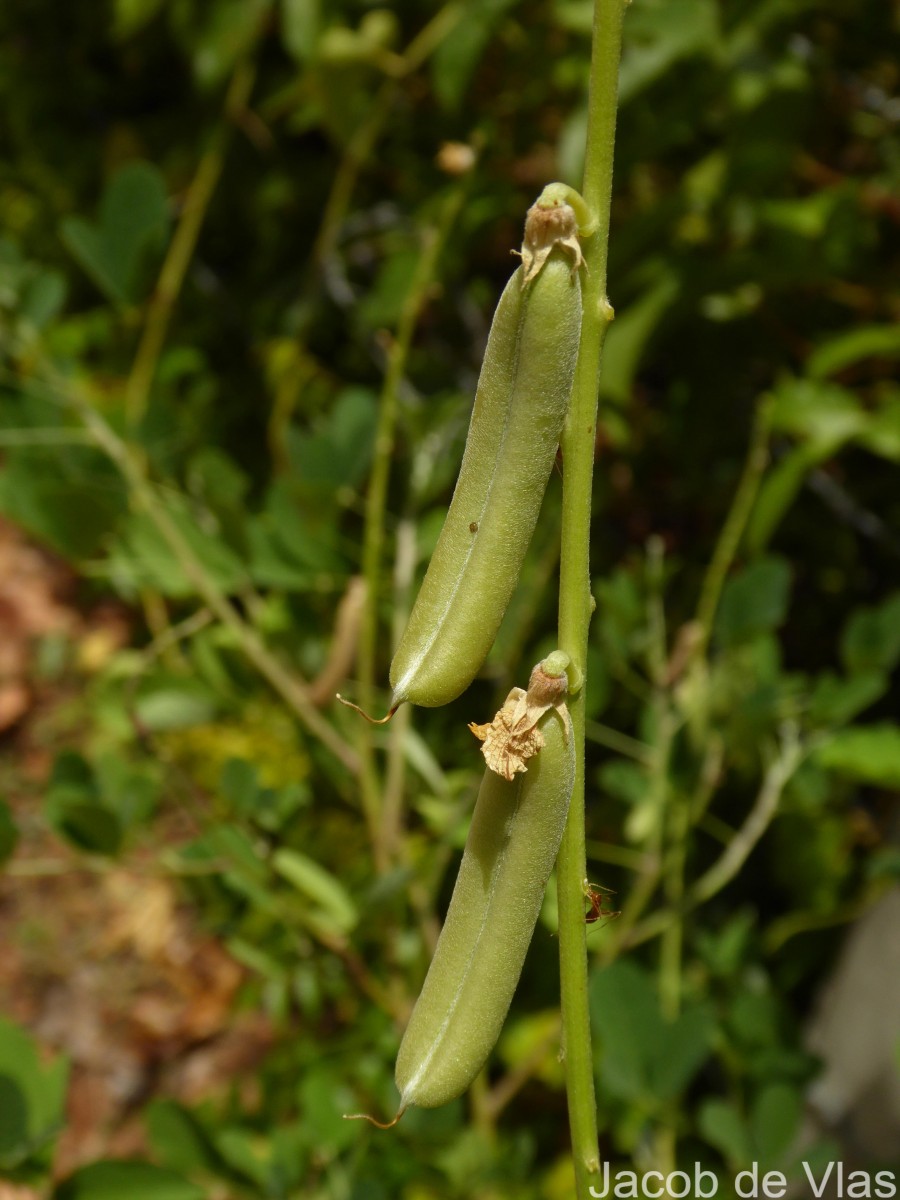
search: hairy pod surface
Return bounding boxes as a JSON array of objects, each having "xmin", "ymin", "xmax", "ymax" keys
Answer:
[
  {"xmin": 389, "ymin": 252, "xmax": 582, "ymax": 709},
  {"xmin": 394, "ymin": 710, "xmax": 575, "ymax": 1110}
]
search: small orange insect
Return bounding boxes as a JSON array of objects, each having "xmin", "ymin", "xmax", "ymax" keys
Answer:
[{"xmin": 583, "ymin": 880, "xmax": 619, "ymax": 925}]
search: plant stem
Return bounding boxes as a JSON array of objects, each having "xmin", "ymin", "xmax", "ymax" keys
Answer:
[
  {"xmin": 357, "ymin": 186, "xmax": 466, "ymax": 870},
  {"xmin": 125, "ymin": 61, "xmax": 256, "ymax": 428},
  {"xmin": 312, "ymin": 4, "xmax": 462, "ymax": 271},
  {"xmin": 690, "ymin": 727, "xmax": 802, "ymax": 905},
  {"xmin": 585, "ymin": 720, "xmax": 653, "ymax": 763},
  {"xmin": 693, "ymin": 396, "xmax": 773, "ymax": 658},
  {"xmin": 557, "ymin": 0, "xmax": 626, "ymax": 1195},
  {"xmin": 382, "ymin": 517, "xmax": 418, "ymax": 867},
  {"xmin": 596, "ymin": 710, "xmax": 678, "ymax": 967},
  {"xmin": 620, "ymin": 728, "xmax": 805, "ymax": 951},
  {"xmin": 357, "ymin": 213, "xmax": 448, "ymax": 700}
]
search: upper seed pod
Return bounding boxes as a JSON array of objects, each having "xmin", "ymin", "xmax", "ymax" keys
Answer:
[{"xmin": 387, "ymin": 189, "xmax": 588, "ymax": 711}]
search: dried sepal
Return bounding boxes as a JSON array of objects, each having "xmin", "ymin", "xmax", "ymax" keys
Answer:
[
  {"xmin": 469, "ymin": 656, "xmax": 570, "ymax": 781},
  {"xmin": 515, "ymin": 194, "xmax": 585, "ymax": 283}
]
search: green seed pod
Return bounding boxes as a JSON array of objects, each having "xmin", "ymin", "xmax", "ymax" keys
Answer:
[
  {"xmin": 388, "ymin": 197, "xmax": 584, "ymax": 710},
  {"xmin": 395, "ymin": 701, "xmax": 575, "ymax": 1110}
]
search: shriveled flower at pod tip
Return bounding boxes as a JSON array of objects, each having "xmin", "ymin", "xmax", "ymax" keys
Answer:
[
  {"xmin": 515, "ymin": 189, "xmax": 585, "ymax": 282},
  {"xmin": 469, "ymin": 652, "xmax": 571, "ymax": 781}
]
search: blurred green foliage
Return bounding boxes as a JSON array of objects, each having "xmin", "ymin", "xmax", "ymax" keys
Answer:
[{"xmin": 0, "ymin": 0, "xmax": 898, "ymax": 1196}]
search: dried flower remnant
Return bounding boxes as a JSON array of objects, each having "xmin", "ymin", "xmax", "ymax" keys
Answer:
[
  {"xmin": 515, "ymin": 184, "xmax": 588, "ymax": 282},
  {"xmin": 469, "ymin": 652, "xmax": 570, "ymax": 781}
]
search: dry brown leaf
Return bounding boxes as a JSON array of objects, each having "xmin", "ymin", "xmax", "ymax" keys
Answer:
[
  {"xmin": 0, "ymin": 681, "xmax": 29, "ymax": 732},
  {"xmin": 0, "ymin": 1185, "xmax": 42, "ymax": 1200}
]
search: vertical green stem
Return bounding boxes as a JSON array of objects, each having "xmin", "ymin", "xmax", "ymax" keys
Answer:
[
  {"xmin": 312, "ymin": 4, "xmax": 462, "ymax": 270},
  {"xmin": 659, "ymin": 797, "xmax": 688, "ymax": 1022},
  {"xmin": 557, "ymin": 1, "xmax": 626, "ymax": 1195},
  {"xmin": 357, "ymin": 187, "xmax": 468, "ymax": 870},
  {"xmin": 125, "ymin": 62, "xmax": 256, "ymax": 428},
  {"xmin": 693, "ymin": 397, "xmax": 773, "ymax": 658}
]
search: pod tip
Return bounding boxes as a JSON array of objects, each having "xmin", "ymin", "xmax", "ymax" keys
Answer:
[
  {"xmin": 336, "ymin": 694, "xmax": 399, "ymax": 724},
  {"xmin": 343, "ymin": 1106, "xmax": 406, "ymax": 1130}
]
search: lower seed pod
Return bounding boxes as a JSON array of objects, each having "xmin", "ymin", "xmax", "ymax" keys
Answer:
[{"xmin": 394, "ymin": 693, "xmax": 574, "ymax": 1110}]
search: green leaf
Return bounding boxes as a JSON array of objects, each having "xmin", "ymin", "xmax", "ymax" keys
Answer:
[
  {"xmin": 244, "ymin": 520, "xmax": 324, "ymax": 590},
  {"xmin": 281, "ymin": 0, "xmax": 321, "ymax": 63},
  {"xmin": 59, "ymin": 218, "xmax": 125, "ymax": 303},
  {"xmin": 618, "ymin": 0, "xmax": 719, "ymax": 104},
  {"xmin": 227, "ymin": 937, "xmax": 287, "ymax": 980},
  {"xmin": 751, "ymin": 1082, "xmax": 802, "ymax": 1162},
  {"xmin": 49, "ymin": 750, "xmax": 95, "ymax": 791},
  {"xmin": 0, "ymin": 1074, "xmax": 29, "ymax": 1164},
  {"xmin": 807, "ymin": 324, "xmax": 900, "ymax": 380},
  {"xmin": 114, "ymin": 0, "xmax": 166, "ymax": 39},
  {"xmin": 134, "ymin": 682, "xmax": 220, "ymax": 732},
  {"xmin": 186, "ymin": 446, "xmax": 250, "ymax": 512},
  {"xmin": 589, "ymin": 960, "xmax": 660, "ymax": 1101},
  {"xmin": 269, "ymin": 1123, "xmax": 309, "ymax": 1192},
  {"xmin": 597, "ymin": 759, "xmax": 649, "ymax": 806},
  {"xmin": 211, "ymin": 1127, "xmax": 268, "ymax": 1186},
  {"xmin": 651, "ymin": 1003, "xmax": 715, "ymax": 1099},
  {"xmin": 178, "ymin": 0, "xmax": 270, "ymax": 89},
  {"xmin": 52, "ymin": 802, "xmax": 123, "ymax": 856},
  {"xmin": 20, "ymin": 269, "xmax": 67, "ymax": 329},
  {"xmin": 697, "ymin": 1099, "xmax": 752, "ymax": 1168},
  {"xmin": 264, "ymin": 480, "xmax": 347, "ymax": 571},
  {"xmin": 729, "ymin": 990, "xmax": 781, "ymax": 1049},
  {"xmin": 354, "ymin": 247, "xmax": 421, "ymax": 332},
  {"xmin": 716, "ymin": 557, "xmax": 792, "ymax": 646},
  {"xmin": 272, "ymin": 848, "xmax": 358, "ymax": 934},
  {"xmin": 859, "ymin": 394, "xmax": 900, "ymax": 462},
  {"xmin": 747, "ymin": 436, "xmax": 853, "ymax": 554},
  {"xmin": 807, "ymin": 671, "xmax": 886, "ymax": 727},
  {"xmin": 840, "ymin": 593, "xmax": 900, "ymax": 674},
  {"xmin": 554, "ymin": 1, "xmax": 593, "ymax": 34},
  {"xmin": 95, "ymin": 757, "xmax": 160, "ymax": 830},
  {"xmin": 768, "ymin": 377, "xmax": 866, "ymax": 442},
  {"xmin": 599, "ymin": 271, "xmax": 679, "ymax": 405},
  {"xmin": 61, "ymin": 162, "xmax": 169, "ymax": 304},
  {"xmin": 44, "ymin": 752, "xmax": 150, "ymax": 854},
  {"xmin": 220, "ymin": 758, "xmax": 261, "ymax": 812},
  {"xmin": 0, "ymin": 1019, "xmax": 68, "ymax": 1159},
  {"xmin": 54, "ymin": 1161, "xmax": 204, "ymax": 1200},
  {"xmin": 45, "ymin": 755, "xmax": 124, "ymax": 856},
  {"xmin": 286, "ymin": 387, "xmax": 377, "ymax": 493},
  {"xmin": 145, "ymin": 1100, "xmax": 217, "ymax": 1175},
  {"xmin": 298, "ymin": 1067, "xmax": 359, "ymax": 1154},
  {"xmin": 761, "ymin": 191, "xmax": 838, "ymax": 240},
  {"xmin": 584, "ymin": 644, "xmax": 612, "ymax": 718},
  {"xmin": 593, "ymin": 568, "xmax": 645, "ymax": 656},
  {"xmin": 431, "ymin": 0, "xmax": 520, "ymax": 112},
  {"xmin": 113, "ymin": 500, "xmax": 248, "ymax": 598},
  {"xmin": 815, "ymin": 724, "xmax": 900, "ymax": 789},
  {"xmin": 0, "ymin": 452, "xmax": 125, "ymax": 560},
  {"xmin": 401, "ymin": 726, "xmax": 451, "ymax": 799},
  {"xmin": 695, "ymin": 910, "xmax": 756, "ymax": 977}
]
